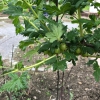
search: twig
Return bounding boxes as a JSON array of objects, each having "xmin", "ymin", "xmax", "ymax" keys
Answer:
[
  {"xmin": 80, "ymin": 39, "xmax": 95, "ymax": 48},
  {"xmin": 56, "ymin": 70, "xmax": 60, "ymax": 100},
  {"xmin": 60, "ymin": 71, "xmax": 64, "ymax": 100}
]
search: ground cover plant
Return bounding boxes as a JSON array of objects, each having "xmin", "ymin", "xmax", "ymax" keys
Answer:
[{"xmin": 1, "ymin": 0, "xmax": 100, "ymax": 100}]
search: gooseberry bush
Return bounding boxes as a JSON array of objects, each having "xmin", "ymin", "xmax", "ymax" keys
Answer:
[{"xmin": 1, "ymin": 0, "xmax": 100, "ymax": 98}]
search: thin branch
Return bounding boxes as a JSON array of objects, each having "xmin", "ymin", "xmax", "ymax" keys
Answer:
[
  {"xmin": 60, "ymin": 71, "xmax": 64, "ymax": 100},
  {"xmin": 80, "ymin": 39, "xmax": 95, "ymax": 48},
  {"xmin": 2, "ymin": 55, "xmax": 56, "ymax": 76},
  {"xmin": 56, "ymin": 70, "xmax": 60, "ymax": 100}
]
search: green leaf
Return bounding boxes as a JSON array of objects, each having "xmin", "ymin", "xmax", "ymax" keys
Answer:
[
  {"xmin": 3, "ymin": 3, "xmax": 23, "ymax": 16},
  {"xmin": 20, "ymin": 30, "xmax": 32, "ymax": 37},
  {"xmin": 81, "ymin": 46, "xmax": 94, "ymax": 55},
  {"xmin": 24, "ymin": 19, "xmax": 32, "ymax": 31},
  {"xmin": 15, "ymin": 1, "xmax": 23, "ymax": 6},
  {"xmin": 29, "ymin": 30, "xmax": 45, "ymax": 38},
  {"xmin": 64, "ymin": 52, "xmax": 77, "ymax": 61},
  {"xmin": 45, "ymin": 56, "xmax": 57, "ymax": 65},
  {"xmin": 75, "ymin": 0, "xmax": 85, "ymax": 8},
  {"xmin": 24, "ymin": 46, "xmax": 39, "ymax": 60},
  {"xmin": 44, "ymin": 5, "xmax": 60, "ymax": 15},
  {"xmin": 67, "ymin": 29, "xmax": 79, "ymax": 41},
  {"xmin": 19, "ymin": 39, "xmax": 34, "ymax": 50},
  {"xmin": 72, "ymin": 18, "xmax": 90, "ymax": 24},
  {"xmin": 38, "ymin": 42, "xmax": 51, "ymax": 53},
  {"xmin": 89, "ymin": 15, "xmax": 96, "ymax": 21},
  {"xmin": 35, "ymin": 0, "xmax": 42, "ymax": 6},
  {"xmin": 93, "ymin": 61, "xmax": 100, "ymax": 82},
  {"xmin": 46, "ymin": 23, "xmax": 64, "ymax": 42},
  {"xmin": 0, "ymin": 72, "xmax": 29, "ymax": 92},
  {"xmin": 87, "ymin": 59, "xmax": 96, "ymax": 66},
  {"xmin": 0, "ymin": 1, "xmax": 4, "ymax": 11},
  {"xmin": 95, "ymin": 19, "xmax": 100, "ymax": 26},
  {"xmin": 12, "ymin": 16, "xmax": 24, "ymax": 33},
  {"xmin": 95, "ymin": 42, "xmax": 100, "ymax": 49},
  {"xmin": 94, "ymin": 28, "xmax": 100, "ymax": 40},
  {"xmin": 0, "ymin": 55, "xmax": 3, "ymax": 66},
  {"xmin": 24, "ymin": 19, "xmax": 40, "ymax": 31},
  {"xmin": 53, "ymin": 59, "xmax": 67, "ymax": 71},
  {"xmin": 60, "ymin": 2, "xmax": 71, "ymax": 14},
  {"xmin": 14, "ymin": 62, "xmax": 24, "ymax": 70}
]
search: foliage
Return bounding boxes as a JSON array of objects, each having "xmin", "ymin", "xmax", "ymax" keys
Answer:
[
  {"xmin": 0, "ymin": 55, "xmax": 3, "ymax": 66},
  {"xmin": 0, "ymin": 72, "xmax": 29, "ymax": 92},
  {"xmin": 1, "ymin": 0, "xmax": 100, "ymax": 97}
]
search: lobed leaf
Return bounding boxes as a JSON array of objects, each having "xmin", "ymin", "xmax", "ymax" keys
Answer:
[{"xmin": 46, "ymin": 23, "xmax": 64, "ymax": 42}]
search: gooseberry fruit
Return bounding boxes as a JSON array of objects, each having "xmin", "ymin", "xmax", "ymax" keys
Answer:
[
  {"xmin": 55, "ymin": 48, "xmax": 60, "ymax": 54},
  {"xmin": 76, "ymin": 48, "xmax": 81, "ymax": 54},
  {"xmin": 60, "ymin": 43, "xmax": 67, "ymax": 51}
]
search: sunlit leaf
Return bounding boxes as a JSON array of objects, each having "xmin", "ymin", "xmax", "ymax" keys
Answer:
[{"xmin": 46, "ymin": 23, "xmax": 64, "ymax": 42}]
